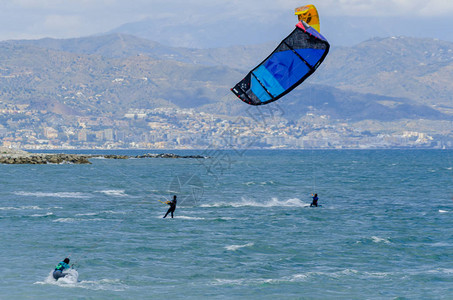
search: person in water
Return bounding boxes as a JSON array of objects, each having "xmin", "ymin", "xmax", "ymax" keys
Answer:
[
  {"xmin": 163, "ymin": 195, "xmax": 177, "ymax": 218},
  {"xmin": 53, "ymin": 258, "xmax": 70, "ymax": 280},
  {"xmin": 310, "ymin": 193, "xmax": 319, "ymax": 207}
]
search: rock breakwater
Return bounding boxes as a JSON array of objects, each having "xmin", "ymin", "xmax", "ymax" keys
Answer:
[
  {"xmin": 0, "ymin": 149, "xmax": 208, "ymax": 164},
  {"xmin": 0, "ymin": 153, "xmax": 91, "ymax": 164}
]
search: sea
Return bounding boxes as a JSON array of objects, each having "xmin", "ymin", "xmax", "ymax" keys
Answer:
[{"xmin": 0, "ymin": 149, "xmax": 452, "ymax": 299}]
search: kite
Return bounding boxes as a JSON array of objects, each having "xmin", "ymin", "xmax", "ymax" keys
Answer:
[
  {"xmin": 295, "ymin": 4, "xmax": 320, "ymax": 33},
  {"xmin": 231, "ymin": 20, "xmax": 330, "ymax": 105}
]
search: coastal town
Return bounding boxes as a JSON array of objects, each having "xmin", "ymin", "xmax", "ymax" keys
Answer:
[{"xmin": 0, "ymin": 101, "xmax": 450, "ymax": 150}]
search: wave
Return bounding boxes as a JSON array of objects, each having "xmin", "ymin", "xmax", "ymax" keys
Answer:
[
  {"xmin": 30, "ymin": 212, "xmax": 54, "ymax": 217},
  {"xmin": 97, "ymin": 190, "xmax": 127, "ymax": 197},
  {"xmin": 175, "ymin": 215, "xmax": 205, "ymax": 220},
  {"xmin": 53, "ymin": 218, "xmax": 106, "ymax": 223},
  {"xmin": 439, "ymin": 210, "xmax": 448, "ymax": 213},
  {"xmin": 75, "ymin": 212, "xmax": 97, "ymax": 216},
  {"xmin": 225, "ymin": 243, "xmax": 254, "ymax": 251},
  {"xmin": 212, "ymin": 269, "xmax": 390, "ymax": 286},
  {"xmin": 156, "ymin": 215, "xmax": 205, "ymax": 220},
  {"xmin": 244, "ymin": 180, "xmax": 276, "ymax": 186},
  {"xmin": 356, "ymin": 236, "xmax": 392, "ymax": 245},
  {"xmin": 75, "ymin": 210, "xmax": 126, "ymax": 217},
  {"xmin": 371, "ymin": 236, "xmax": 391, "ymax": 244},
  {"xmin": 0, "ymin": 205, "xmax": 42, "ymax": 211},
  {"xmin": 14, "ymin": 191, "xmax": 91, "ymax": 199},
  {"xmin": 200, "ymin": 197, "xmax": 309, "ymax": 208},
  {"xmin": 34, "ymin": 269, "xmax": 126, "ymax": 291}
]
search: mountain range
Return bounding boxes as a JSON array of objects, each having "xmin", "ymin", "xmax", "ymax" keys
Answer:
[{"xmin": 1, "ymin": 33, "xmax": 452, "ymax": 132}]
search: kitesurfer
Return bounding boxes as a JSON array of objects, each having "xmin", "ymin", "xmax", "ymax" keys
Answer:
[
  {"xmin": 53, "ymin": 258, "xmax": 70, "ymax": 280},
  {"xmin": 163, "ymin": 195, "xmax": 177, "ymax": 218},
  {"xmin": 310, "ymin": 194, "xmax": 319, "ymax": 207}
]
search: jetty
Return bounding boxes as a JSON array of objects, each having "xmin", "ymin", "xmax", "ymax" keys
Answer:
[{"xmin": 0, "ymin": 147, "xmax": 207, "ymax": 164}]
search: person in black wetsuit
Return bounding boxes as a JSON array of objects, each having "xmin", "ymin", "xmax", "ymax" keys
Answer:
[
  {"xmin": 310, "ymin": 193, "xmax": 319, "ymax": 207},
  {"xmin": 53, "ymin": 258, "xmax": 70, "ymax": 280},
  {"xmin": 163, "ymin": 195, "xmax": 177, "ymax": 218}
]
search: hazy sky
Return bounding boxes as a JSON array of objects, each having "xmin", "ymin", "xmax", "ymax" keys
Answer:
[{"xmin": 0, "ymin": 0, "xmax": 452, "ymax": 45}]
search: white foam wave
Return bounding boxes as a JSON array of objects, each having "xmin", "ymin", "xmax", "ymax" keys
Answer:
[
  {"xmin": 34, "ymin": 269, "xmax": 126, "ymax": 291},
  {"xmin": 75, "ymin": 210, "xmax": 126, "ymax": 217},
  {"xmin": 176, "ymin": 215, "xmax": 205, "ymax": 220},
  {"xmin": 292, "ymin": 269, "xmax": 385, "ymax": 280},
  {"xmin": 439, "ymin": 210, "xmax": 448, "ymax": 213},
  {"xmin": 75, "ymin": 212, "xmax": 97, "ymax": 216},
  {"xmin": 53, "ymin": 218, "xmax": 105, "ymax": 223},
  {"xmin": 15, "ymin": 191, "xmax": 91, "ymax": 199},
  {"xmin": 212, "ymin": 268, "xmax": 390, "ymax": 286},
  {"xmin": 201, "ymin": 197, "xmax": 309, "ymax": 208},
  {"xmin": 31, "ymin": 212, "xmax": 54, "ymax": 217},
  {"xmin": 0, "ymin": 205, "xmax": 42, "ymax": 211},
  {"xmin": 244, "ymin": 180, "xmax": 275, "ymax": 186},
  {"xmin": 212, "ymin": 277, "xmax": 277, "ymax": 286},
  {"xmin": 371, "ymin": 236, "xmax": 391, "ymax": 244},
  {"xmin": 225, "ymin": 242, "xmax": 254, "ymax": 251},
  {"xmin": 212, "ymin": 278, "xmax": 246, "ymax": 285},
  {"xmin": 98, "ymin": 190, "xmax": 127, "ymax": 197}
]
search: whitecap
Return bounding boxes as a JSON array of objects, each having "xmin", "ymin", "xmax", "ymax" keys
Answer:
[
  {"xmin": 176, "ymin": 215, "xmax": 205, "ymax": 220},
  {"xmin": 212, "ymin": 269, "xmax": 370, "ymax": 287},
  {"xmin": 201, "ymin": 197, "xmax": 308, "ymax": 208},
  {"xmin": 225, "ymin": 242, "xmax": 254, "ymax": 251},
  {"xmin": 31, "ymin": 212, "xmax": 54, "ymax": 217},
  {"xmin": 15, "ymin": 191, "xmax": 91, "ymax": 199},
  {"xmin": 290, "ymin": 274, "xmax": 309, "ymax": 281},
  {"xmin": 0, "ymin": 205, "xmax": 42, "ymax": 211},
  {"xmin": 53, "ymin": 218, "xmax": 77, "ymax": 223},
  {"xmin": 212, "ymin": 277, "xmax": 277, "ymax": 286},
  {"xmin": 75, "ymin": 210, "xmax": 126, "ymax": 216},
  {"xmin": 75, "ymin": 212, "xmax": 97, "ymax": 216},
  {"xmin": 97, "ymin": 190, "xmax": 127, "ymax": 197},
  {"xmin": 212, "ymin": 278, "xmax": 245, "ymax": 286},
  {"xmin": 53, "ymin": 218, "xmax": 105, "ymax": 223},
  {"xmin": 439, "ymin": 210, "xmax": 448, "ymax": 213},
  {"xmin": 371, "ymin": 236, "xmax": 391, "ymax": 244}
]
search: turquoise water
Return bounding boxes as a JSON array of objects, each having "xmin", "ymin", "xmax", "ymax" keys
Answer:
[{"xmin": 0, "ymin": 150, "xmax": 452, "ymax": 299}]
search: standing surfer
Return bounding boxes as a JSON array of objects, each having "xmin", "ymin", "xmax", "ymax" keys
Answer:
[
  {"xmin": 53, "ymin": 258, "xmax": 70, "ymax": 280},
  {"xmin": 163, "ymin": 195, "xmax": 177, "ymax": 218},
  {"xmin": 310, "ymin": 193, "xmax": 319, "ymax": 207}
]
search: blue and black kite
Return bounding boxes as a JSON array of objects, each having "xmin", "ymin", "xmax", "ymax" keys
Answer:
[{"xmin": 231, "ymin": 21, "xmax": 330, "ymax": 105}]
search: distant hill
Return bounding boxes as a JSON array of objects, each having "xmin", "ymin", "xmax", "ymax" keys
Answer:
[
  {"xmin": 316, "ymin": 36, "xmax": 453, "ymax": 110},
  {"xmin": 12, "ymin": 34, "xmax": 275, "ymax": 69},
  {"xmin": 1, "ymin": 34, "xmax": 452, "ymax": 124}
]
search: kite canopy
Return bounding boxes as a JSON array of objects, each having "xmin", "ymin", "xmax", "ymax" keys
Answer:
[
  {"xmin": 231, "ymin": 21, "xmax": 330, "ymax": 106},
  {"xmin": 295, "ymin": 4, "xmax": 320, "ymax": 33}
]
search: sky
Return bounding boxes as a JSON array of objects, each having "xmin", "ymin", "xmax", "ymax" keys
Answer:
[{"xmin": 1, "ymin": 0, "xmax": 452, "ymax": 46}]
